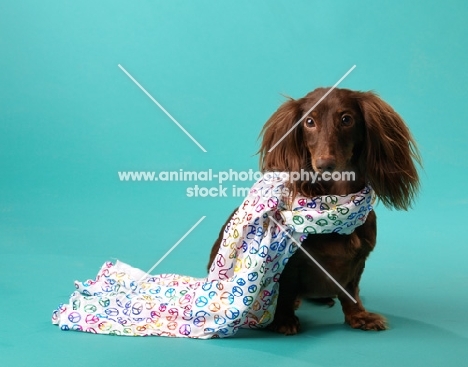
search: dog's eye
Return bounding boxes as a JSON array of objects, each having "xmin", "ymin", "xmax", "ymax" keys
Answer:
[
  {"xmin": 341, "ymin": 115, "xmax": 353, "ymax": 126},
  {"xmin": 305, "ymin": 117, "xmax": 315, "ymax": 127}
]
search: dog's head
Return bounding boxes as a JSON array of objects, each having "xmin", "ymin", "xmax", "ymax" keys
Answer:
[{"xmin": 259, "ymin": 87, "xmax": 421, "ymax": 210}]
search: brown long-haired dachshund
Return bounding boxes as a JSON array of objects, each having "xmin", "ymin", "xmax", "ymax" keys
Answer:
[{"xmin": 208, "ymin": 87, "xmax": 421, "ymax": 335}]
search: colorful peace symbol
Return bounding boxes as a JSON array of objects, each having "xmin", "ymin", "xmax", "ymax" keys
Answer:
[
  {"xmin": 67, "ymin": 312, "xmax": 81, "ymax": 323},
  {"xmin": 179, "ymin": 324, "xmax": 191, "ymax": 336},
  {"xmin": 224, "ymin": 307, "xmax": 240, "ymax": 320},
  {"xmin": 195, "ymin": 296, "xmax": 208, "ymax": 307}
]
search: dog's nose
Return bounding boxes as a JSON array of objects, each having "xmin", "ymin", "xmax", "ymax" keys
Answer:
[{"xmin": 316, "ymin": 157, "xmax": 336, "ymax": 172}]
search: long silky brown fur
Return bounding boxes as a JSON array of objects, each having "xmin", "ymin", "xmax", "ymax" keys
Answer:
[{"xmin": 259, "ymin": 90, "xmax": 420, "ymax": 209}]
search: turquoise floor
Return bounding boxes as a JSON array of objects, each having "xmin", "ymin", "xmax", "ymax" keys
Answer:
[{"xmin": 1, "ymin": 1, "xmax": 468, "ymax": 366}]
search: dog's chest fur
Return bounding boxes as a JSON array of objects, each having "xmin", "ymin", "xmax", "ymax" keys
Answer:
[{"xmin": 280, "ymin": 211, "xmax": 377, "ymax": 299}]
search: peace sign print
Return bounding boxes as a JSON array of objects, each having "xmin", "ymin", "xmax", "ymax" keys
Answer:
[{"xmin": 52, "ymin": 175, "xmax": 374, "ymax": 339}]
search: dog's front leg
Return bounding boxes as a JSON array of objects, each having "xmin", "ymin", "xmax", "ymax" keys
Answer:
[
  {"xmin": 338, "ymin": 271, "xmax": 387, "ymax": 331},
  {"xmin": 268, "ymin": 262, "xmax": 301, "ymax": 335}
]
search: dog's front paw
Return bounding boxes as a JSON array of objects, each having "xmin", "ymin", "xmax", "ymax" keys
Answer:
[
  {"xmin": 268, "ymin": 313, "xmax": 300, "ymax": 335},
  {"xmin": 345, "ymin": 311, "xmax": 387, "ymax": 331}
]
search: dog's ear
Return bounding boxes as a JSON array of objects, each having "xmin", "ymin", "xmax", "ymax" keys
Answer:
[
  {"xmin": 356, "ymin": 92, "xmax": 421, "ymax": 210},
  {"xmin": 259, "ymin": 98, "xmax": 307, "ymax": 173}
]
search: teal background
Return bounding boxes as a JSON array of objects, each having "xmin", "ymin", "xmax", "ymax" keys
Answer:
[{"xmin": 1, "ymin": 1, "xmax": 467, "ymax": 366}]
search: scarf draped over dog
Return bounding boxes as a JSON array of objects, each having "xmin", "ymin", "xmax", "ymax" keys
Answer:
[{"xmin": 52, "ymin": 173, "xmax": 375, "ymax": 338}]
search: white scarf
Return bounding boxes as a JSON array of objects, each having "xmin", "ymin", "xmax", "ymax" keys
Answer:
[{"xmin": 52, "ymin": 173, "xmax": 375, "ymax": 338}]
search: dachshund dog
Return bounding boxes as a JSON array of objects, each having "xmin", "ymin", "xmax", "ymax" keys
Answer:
[{"xmin": 208, "ymin": 87, "xmax": 420, "ymax": 335}]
